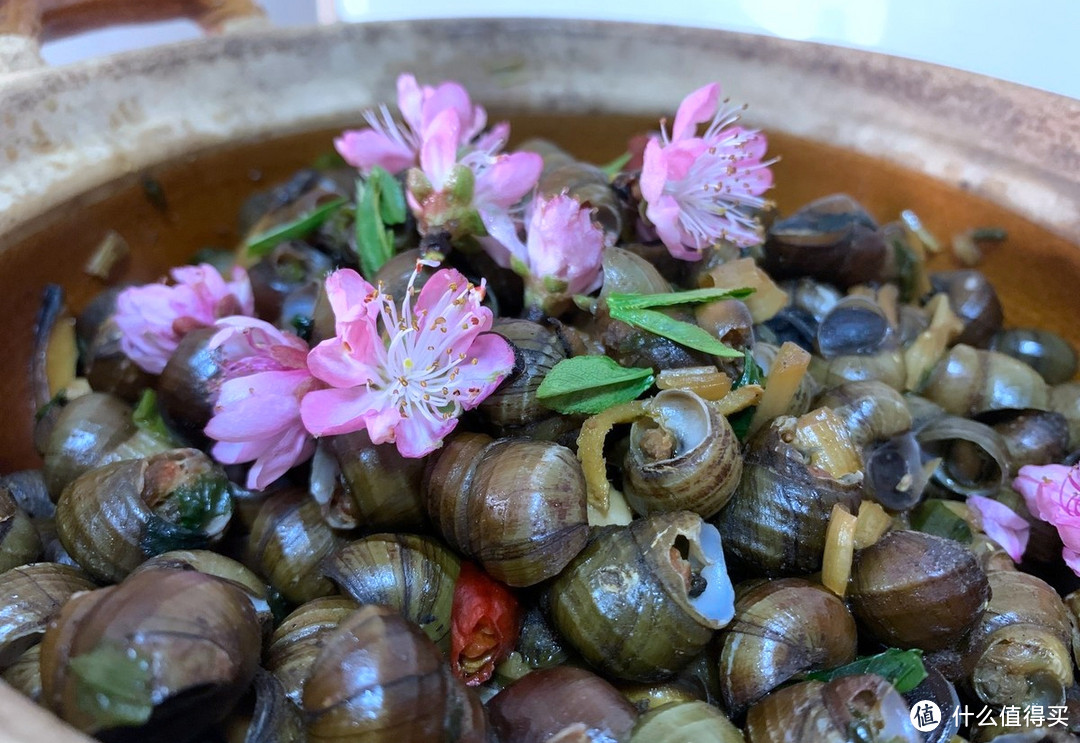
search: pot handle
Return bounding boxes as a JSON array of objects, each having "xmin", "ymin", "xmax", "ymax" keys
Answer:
[{"xmin": 0, "ymin": 0, "xmax": 268, "ymax": 72}]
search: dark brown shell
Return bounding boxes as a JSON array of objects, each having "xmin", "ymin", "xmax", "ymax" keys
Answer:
[
  {"xmin": 302, "ymin": 605, "xmax": 487, "ymax": 743},
  {"xmin": 849, "ymin": 530, "xmax": 990, "ymax": 651}
]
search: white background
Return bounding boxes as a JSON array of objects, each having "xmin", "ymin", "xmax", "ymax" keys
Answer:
[{"xmin": 40, "ymin": 0, "xmax": 1080, "ymax": 101}]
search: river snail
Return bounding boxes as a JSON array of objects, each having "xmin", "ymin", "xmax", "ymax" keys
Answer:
[
  {"xmin": 848, "ymin": 530, "xmax": 990, "ymax": 651},
  {"xmin": 717, "ymin": 577, "xmax": 857, "ymax": 717},
  {"xmin": 424, "ymin": 432, "xmax": 588, "ymax": 587},
  {"xmin": 479, "ymin": 318, "xmax": 568, "ymax": 430},
  {"xmin": 487, "ymin": 665, "xmax": 638, "ymax": 743},
  {"xmin": 0, "ymin": 562, "xmax": 95, "ymax": 672},
  {"xmin": 743, "ymin": 674, "xmax": 923, "ymax": 743},
  {"xmin": 548, "ymin": 511, "xmax": 734, "ymax": 682},
  {"xmin": 39, "ymin": 567, "xmax": 261, "ymax": 743},
  {"xmin": 265, "ymin": 596, "xmax": 359, "ymax": 706},
  {"xmin": 322, "ymin": 533, "xmax": 461, "ymax": 652},
  {"xmin": 56, "ymin": 448, "xmax": 233, "ymax": 584},
  {"xmin": 302, "ymin": 604, "xmax": 489, "ymax": 743},
  {"xmin": 622, "ymin": 388, "xmax": 742, "ymax": 519},
  {"xmin": 713, "ymin": 409, "xmax": 864, "ymax": 576}
]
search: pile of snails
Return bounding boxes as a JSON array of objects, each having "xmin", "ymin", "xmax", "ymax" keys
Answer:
[{"xmin": 6, "ymin": 143, "xmax": 1080, "ymax": 743}]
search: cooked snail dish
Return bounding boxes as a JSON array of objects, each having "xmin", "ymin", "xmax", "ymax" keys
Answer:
[{"xmin": 7, "ymin": 71, "xmax": 1080, "ymax": 743}]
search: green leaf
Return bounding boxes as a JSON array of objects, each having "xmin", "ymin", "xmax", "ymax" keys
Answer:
[
  {"xmin": 132, "ymin": 390, "xmax": 180, "ymax": 447},
  {"xmin": 971, "ymin": 226, "xmax": 1007, "ymax": 242},
  {"xmin": 354, "ymin": 172, "xmax": 399, "ymax": 280},
  {"xmin": 368, "ymin": 166, "xmax": 407, "ymax": 225},
  {"xmin": 599, "ymin": 151, "xmax": 632, "ymax": 180},
  {"xmin": 909, "ymin": 499, "xmax": 973, "ymax": 544},
  {"xmin": 806, "ymin": 648, "xmax": 928, "ymax": 694},
  {"xmin": 606, "ymin": 286, "xmax": 754, "ymax": 312},
  {"xmin": 537, "ymin": 356, "xmax": 655, "ymax": 415},
  {"xmin": 244, "ymin": 197, "xmax": 347, "ymax": 259},
  {"xmin": 608, "ymin": 306, "xmax": 742, "ymax": 358},
  {"xmin": 141, "ymin": 475, "xmax": 234, "ymax": 556},
  {"xmin": 69, "ymin": 644, "xmax": 154, "ymax": 729},
  {"xmin": 732, "ymin": 349, "xmax": 764, "ymax": 389}
]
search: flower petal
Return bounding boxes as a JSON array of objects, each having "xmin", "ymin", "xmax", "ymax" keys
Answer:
[
  {"xmin": 301, "ymin": 386, "xmax": 380, "ymax": 437},
  {"xmin": 325, "ymin": 269, "xmax": 380, "ymax": 326},
  {"xmin": 205, "ymin": 389, "xmax": 298, "ymax": 441},
  {"xmin": 334, "ymin": 129, "xmax": 416, "ymax": 175},
  {"xmin": 419, "ymin": 109, "xmax": 462, "ymax": 192},
  {"xmin": 968, "ymin": 495, "xmax": 1029, "ymax": 563},
  {"xmin": 670, "ymin": 83, "xmax": 720, "ymax": 142},
  {"xmin": 457, "ymin": 332, "xmax": 516, "ymax": 410},
  {"xmin": 394, "ymin": 412, "xmax": 457, "ymax": 458},
  {"xmin": 396, "ymin": 73, "xmax": 424, "ymax": 133},
  {"xmin": 246, "ymin": 429, "xmax": 315, "ymax": 490},
  {"xmin": 475, "ymin": 151, "xmax": 543, "ymax": 208},
  {"xmin": 306, "ymin": 335, "xmax": 379, "ymax": 389}
]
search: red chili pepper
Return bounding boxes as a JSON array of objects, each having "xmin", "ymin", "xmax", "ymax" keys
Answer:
[{"xmin": 450, "ymin": 562, "xmax": 521, "ymax": 686}]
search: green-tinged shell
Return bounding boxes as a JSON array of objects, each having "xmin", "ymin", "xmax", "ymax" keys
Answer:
[
  {"xmin": 623, "ymin": 389, "xmax": 742, "ymax": 519},
  {"xmin": 631, "ymin": 701, "xmax": 742, "ymax": 743},
  {"xmin": 424, "ymin": 433, "xmax": 588, "ymax": 587},
  {"xmin": 134, "ymin": 550, "xmax": 273, "ymax": 640},
  {"xmin": 966, "ymin": 570, "xmax": 1074, "ymax": 708},
  {"xmin": 922, "ymin": 344, "xmax": 1050, "ymax": 416},
  {"xmin": 246, "ymin": 487, "xmax": 340, "ymax": 604},
  {"xmin": 56, "ymin": 449, "xmax": 232, "ymax": 584},
  {"xmin": 713, "ymin": 416, "xmax": 863, "ymax": 577},
  {"xmin": 548, "ymin": 512, "xmax": 735, "ymax": 682},
  {"xmin": 265, "ymin": 596, "xmax": 359, "ymax": 706},
  {"xmin": 322, "ymin": 534, "xmax": 461, "ymax": 653},
  {"xmin": 718, "ymin": 578, "xmax": 857, "ymax": 717},
  {"xmin": 480, "ymin": 318, "xmax": 567, "ymax": 428}
]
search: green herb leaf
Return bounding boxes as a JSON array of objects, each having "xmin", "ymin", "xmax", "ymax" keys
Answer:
[
  {"xmin": 69, "ymin": 644, "xmax": 154, "ymax": 728},
  {"xmin": 732, "ymin": 349, "xmax": 764, "ymax": 389},
  {"xmin": 806, "ymin": 648, "xmax": 928, "ymax": 694},
  {"xmin": 132, "ymin": 390, "xmax": 180, "ymax": 447},
  {"xmin": 971, "ymin": 226, "xmax": 1007, "ymax": 242},
  {"xmin": 599, "ymin": 151, "xmax": 632, "ymax": 180},
  {"xmin": 369, "ymin": 166, "xmax": 407, "ymax": 225},
  {"xmin": 606, "ymin": 287, "xmax": 754, "ymax": 312},
  {"xmin": 537, "ymin": 356, "xmax": 655, "ymax": 415},
  {"xmin": 141, "ymin": 475, "xmax": 234, "ymax": 556},
  {"xmin": 244, "ymin": 197, "xmax": 347, "ymax": 259},
  {"xmin": 909, "ymin": 499, "xmax": 973, "ymax": 544},
  {"xmin": 354, "ymin": 168, "xmax": 404, "ymax": 280},
  {"xmin": 608, "ymin": 306, "xmax": 742, "ymax": 358}
]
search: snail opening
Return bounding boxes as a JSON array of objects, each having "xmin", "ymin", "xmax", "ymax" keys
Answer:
[{"xmin": 671, "ymin": 523, "xmax": 735, "ymax": 627}]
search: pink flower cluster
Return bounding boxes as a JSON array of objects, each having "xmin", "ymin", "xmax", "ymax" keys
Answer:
[
  {"xmin": 1014, "ymin": 464, "xmax": 1080, "ymax": 575},
  {"xmin": 115, "ymin": 264, "xmax": 254, "ymax": 374},
  {"xmin": 640, "ymin": 83, "xmax": 775, "ymax": 260},
  {"xmin": 116, "ymin": 259, "xmax": 512, "ymax": 490}
]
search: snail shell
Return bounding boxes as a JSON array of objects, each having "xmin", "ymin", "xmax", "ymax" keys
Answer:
[
  {"xmin": 922, "ymin": 344, "xmax": 1050, "ymax": 417},
  {"xmin": 56, "ymin": 449, "xmax": 232, "ymax": 584},
  {"xmin": 849, "ymin": 530, "xmax": 990, "ymax": 651},
  {"xmin": 245, "ymin": 487, "xmax": 341, "ymax": 604},
  {"xmin": 548, "ymin": 512, "xmax": 735, "ymax": 682},
  {"xmin": 623, "ymin": 389, "xmax": 743, "ymax": 519},
  {"xmin": 0, "ymin": 488, "xmax": 41, "ymax": 573},
  {"xmin": 717, "ymin": 578, "xmax": 857, "ymax": 717},
  {"xmin": 265, "ymin": 596, "xmax": 359, "ymax": 706},
  {"xmin": 965, "ymin": 570, "xmax": 1074, "ymax": 708},
  {"xmin": 322, "ymin": 533, "xmax": 460, "ymax": 652},
  {"xmin": 487, "ymin": 665, "xmax": 638, "ymax": 743},
  {"xmin": 424, "ymin": 433, "xmax": 588, "ymax": 587},
  {"xmin": 990, "ymin": 327, "xmax": 1079, "ymax": 385},
  {"xmin": 744, "ymin": 675, "xmax": 922, "ymax": 743},
  {"xmin": 713, "ymin": 414, "xmax": 864, "ymax": 576},
  {"xmin": 630, "ymin": 701, "xmax": 742, "ymax": 743},
  {"xmin": 40, "ymin": 567, "xmax": 261, "ymax": 742},
  {"xmin": 302, "ymin": 605, "xmax": 488, "ymax": 743},
  {"xmin": 479, "ymin": 318, "xmax": 567, "ymax": 429},
  {"xmin": 0, "ymin": 562, "xmax": 95, "ymax": 670}
]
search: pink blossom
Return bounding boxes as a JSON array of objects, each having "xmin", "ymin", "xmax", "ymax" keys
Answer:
[
  {"xmin": 405, "ymin": 108, "xmax": 542, "ymax": 248},
  {"xmin": 334, "ymin": 73, "xmax": 506, "ymax": 175},
  {"xmin": 204, "ymin": 317, "xmax": 322, "ymax": 490},
  {"xmin": 967, "ymin": 495, "xmax": 1029, "ymax": 563},
  {"xmin": 484, "ymin": 193, "xmax": 607, "ymax": 313},
  {"xmin": 640, "ymin": 82, "xmax": 775, "ymax": 260},
  {"xmin": 1013, "ymin": 463, "xmax": 1080, "ymax": 575},
  {"xmin": 301, "ymin": 265, "xmax": 515, "ymax": 458},
  {"xmin": 115, "ymin": 264, "xmax": 255, "ymax": 374}
]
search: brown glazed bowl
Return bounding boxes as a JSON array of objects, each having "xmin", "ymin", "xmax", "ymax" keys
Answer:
[{"xmin": 0, "ymin": 12, "xmax": 1079, "ymax": 741}]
